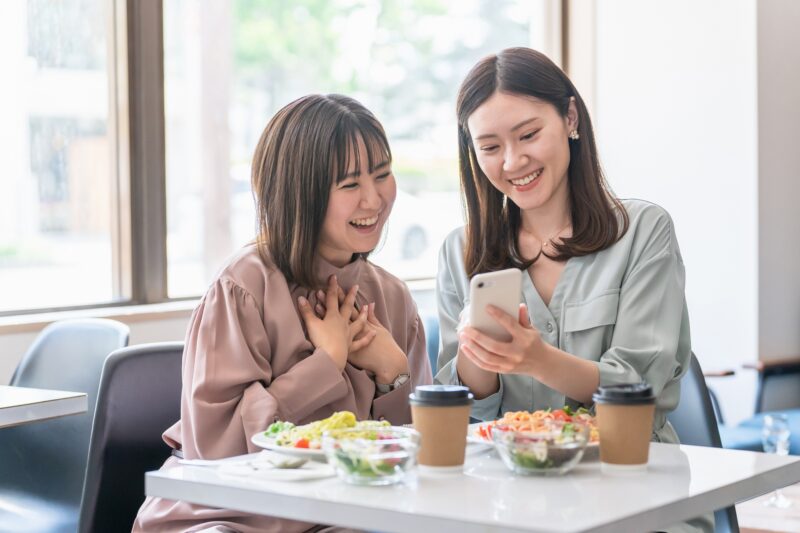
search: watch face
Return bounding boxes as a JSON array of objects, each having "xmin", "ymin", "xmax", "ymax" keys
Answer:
[{"xmin": 377, "ymin": 373, "xmax": 410, "ymax": 393}]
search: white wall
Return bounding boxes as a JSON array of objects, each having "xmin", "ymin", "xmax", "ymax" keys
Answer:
[
  {"xmin": 757, "ymin": 0, "xmax": 800, "ymax": 359},
  {"xmin": 591, "ymin": 0, "xmax": 800, "ymax": 425},
  {"xmin": 593, "ymin": 0, "xmax": 760, "ymax": 424}
]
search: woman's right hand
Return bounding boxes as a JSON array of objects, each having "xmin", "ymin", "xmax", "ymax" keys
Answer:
[
  {"xmin": 311, "ymin": 284, "xmax": 377, "ymax": 354},
  {"xmin": 297, "ymin": 275, "xmax": 367, "ymax": 371},
  {"xmin": 454, "ymin": 304, "xmax": 526, "ymax": 400}
]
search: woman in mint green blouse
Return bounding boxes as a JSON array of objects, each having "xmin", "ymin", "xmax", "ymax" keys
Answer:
[{"xmin": 435, "ymin": 47, "xmax": 691, "ymax": 447}]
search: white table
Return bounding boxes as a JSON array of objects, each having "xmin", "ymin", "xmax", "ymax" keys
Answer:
[
  {"xmin": 0, "ymin": 385, "xmax": 88, "ymax": 429},
  {"xmin": 145, "ymin": 442, "xmax": 800, "ymax": 533}
]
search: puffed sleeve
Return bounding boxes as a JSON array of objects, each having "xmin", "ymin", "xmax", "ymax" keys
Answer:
[
  {"xmin": 372, "ymin": 309, "xmax": 433, "ymax": 423},
  {"xmin": 176, "ymin": 278, "xmax": 349, "ymax": 460},
  {"xmin": 594, "ymin": 212, "xmax": 690, "ymax": 409}
]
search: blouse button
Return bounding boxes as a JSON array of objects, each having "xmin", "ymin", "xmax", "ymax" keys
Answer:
[{"xmin": 546, "ymin": 321, "xmax": 554, "ymax": 333}]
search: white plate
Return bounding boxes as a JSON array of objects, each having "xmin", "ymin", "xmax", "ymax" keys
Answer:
[
  {"xmin": 250, "ymin": 432, "xmax": 326, "ymax": 459},
  {"xmin": 466, "ymin": 422, "xmax": 491, "ymax": 444},
  {"xmin": 467, "ymin": 422, "xmax": 600, "ymax": 460}
]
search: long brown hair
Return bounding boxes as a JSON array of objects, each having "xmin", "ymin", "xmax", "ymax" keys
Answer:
[
  {"xmin": 251, "ymin": 94, "xmax": 391, "ymax": 288},
  {"xmin": 457, "ymin": 47, "xmax": 628, "ymax": 276}
]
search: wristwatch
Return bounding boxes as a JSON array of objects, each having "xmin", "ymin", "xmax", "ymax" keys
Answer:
[{"xmin": 376, "ymin": 373, "xmax": 410, "ymax": 394}]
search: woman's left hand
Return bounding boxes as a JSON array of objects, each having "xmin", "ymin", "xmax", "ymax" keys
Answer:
[
  {"xmin": 458, "ymin": 303, "xmax": 546, "ymax": 376},
  {"xmin": 348, "ymin": 303, "xmax": 409, "ymax": 384}
]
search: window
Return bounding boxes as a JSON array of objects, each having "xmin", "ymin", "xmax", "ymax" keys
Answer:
[
  {"xmin": 0, "ymin": 0, "xmax": 122, "ymax": 312},
  {"xmin": 163, "ymin": 0, "xmax": 560, "ymax": 297},
  {"xmin": 0, "ymin": 0, "xmax": 562, "ymax": 314}
]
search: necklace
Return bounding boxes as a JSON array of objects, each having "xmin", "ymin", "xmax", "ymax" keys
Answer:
[{"xmin": 523, "ymin": 220, "xmax": 572, "ymax": 250}]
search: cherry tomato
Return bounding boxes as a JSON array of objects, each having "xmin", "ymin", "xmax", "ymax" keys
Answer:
[
  {"xmin": 295, "ymin": 438, "xmax": 310, "ymax": 449},
  {"xmin": 552, "ymin": 410, "xmax": 573, "ymax": 422}
]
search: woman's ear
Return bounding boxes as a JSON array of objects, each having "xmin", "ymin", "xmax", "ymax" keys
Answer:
[{"xmin": 567, "ymin": 96, "xmax": 579, "ymax": 132}]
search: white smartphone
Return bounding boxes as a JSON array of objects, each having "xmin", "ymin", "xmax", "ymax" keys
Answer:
[{"xmin": 468, "ymin": 268, "xmax": 523, "ymax": 342}]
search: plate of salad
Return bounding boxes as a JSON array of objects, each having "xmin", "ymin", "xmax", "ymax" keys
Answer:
[
  {"xmin": 252, "ymin": 411, "xmax": 390, "ymax": 459},
  {"xmin": 469, "ymin": 406, "xmax": 600, "ymax": 453}
]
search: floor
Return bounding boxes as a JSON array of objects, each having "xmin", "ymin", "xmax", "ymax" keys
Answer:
[{"xmin": 738, "ymin": 481, "xmax": 800, "ymax": 532}]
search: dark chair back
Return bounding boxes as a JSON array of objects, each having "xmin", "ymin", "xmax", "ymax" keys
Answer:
[
  {"xmin": 0, "ymin": 319, "xmax": 129, "ymax": 532},
  {"xmin": 668, "ymin": 352, "xmax": 740, "ymax": 533},
  {"xmin": 78, "ymin": 342, "xmax": 183, "ymax": 533}
]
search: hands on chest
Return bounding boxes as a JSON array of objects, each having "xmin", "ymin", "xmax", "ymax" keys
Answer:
[{"xmin": 297, "ymin": 275, "xmax": 409, "ymax": 385}]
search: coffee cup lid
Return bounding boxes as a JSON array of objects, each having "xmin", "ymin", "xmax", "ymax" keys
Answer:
[
  {"xmin": 409, "ymin": 385, "xmax": 474, "ymax": 406},
  {"xmin": 592, "ymin": 382, "xmax": 655, "ymax": 405}
]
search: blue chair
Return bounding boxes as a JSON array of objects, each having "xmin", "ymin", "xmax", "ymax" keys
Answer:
[
  {"xmin": 0, "ymin": 319, "xmax": 130, "ymax": 533},
  {"xmin": 704, "ymin": 373, "xmax": 763, "ymax": 452},
  {"xmin": 667, "ymin": 352, "xmax": 739, "ymax": 533},
  {"xmin": 717, "ymin": 423, "xmax": 763, "ymax": 452},
  {"xmin": 735, "ymin": 409, "xmax": 800, "ymax": 453},
  {"xmin": 421, "ymin": 312, "xmax": 440, "ymax": 375},
  {"xmin": 738, "ymin": 358, "xmax": 800, "ymax": 454},
  {"xmin": 714, "ymin": 357, "xmax": 800, "ymax": 454}
]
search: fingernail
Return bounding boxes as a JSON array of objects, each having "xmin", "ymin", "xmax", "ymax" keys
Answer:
[{"xmin": 298, "ymin": 296, "xmax": 307, "ymax": 305}]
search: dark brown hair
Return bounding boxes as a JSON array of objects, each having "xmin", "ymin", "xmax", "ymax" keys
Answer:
[
  {"xmin": 457, "ymin": 47, "xmax": 628, "ymax": 276},
  {"xmin": 251, "ymin": 94, "xmax": 391, "ymax": 288}
]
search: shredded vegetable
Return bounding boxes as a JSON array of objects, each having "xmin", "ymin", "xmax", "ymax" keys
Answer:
[
  {"xmin": 264, "ymin": 411, "xmax": 390, "ymax": 450},
  {"xmin": 476, "ymin": 407, "xmax": 600, "ymax": 443}
]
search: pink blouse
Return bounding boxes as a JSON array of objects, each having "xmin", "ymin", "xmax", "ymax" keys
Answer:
[{"xmin": 133, "ymin": 245, "xmax": 433, "ymax": 532}]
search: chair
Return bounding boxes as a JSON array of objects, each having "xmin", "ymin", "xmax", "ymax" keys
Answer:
[
  {"xmin": 667, "ymin": 352, "xmax": 740, "ymax": 533},
  {"xmin": 0, "ymin": 319, "xmax": 130, "ymax": 533},
  {"xmin": 78, "ymin": 342, "xmax": 183, "ymax": 533},
  {"xmin": 710, "ymin": 387, "xmax": 763, "ymax": 453},
  {"xmin": 730, "ymin": 357, "xmax": 800, "ymax": 454},
  {"xmin": 705, "ymin": 357, "xmax": 800, "ymax": 453},
  {"xmin": 421, "ymin": 312, "xmax": 440, "ymax": 374}
]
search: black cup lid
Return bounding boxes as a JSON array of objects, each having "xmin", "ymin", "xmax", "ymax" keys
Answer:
[
  {"xmin": 592, "ymin": 382, "xmax": 655, "ymax": 405},
  {"xmin": 409, "ymin": 385, "xmax": 474, "ymax": 406}
]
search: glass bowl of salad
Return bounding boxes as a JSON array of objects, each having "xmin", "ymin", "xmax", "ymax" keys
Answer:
[
  {"xmin": 491, "ymin": 419, "xmax": 589, "ymax": 476},
  {"xmin": 322, "ymin": 426, "xmax": 420, "ymax": 486}
]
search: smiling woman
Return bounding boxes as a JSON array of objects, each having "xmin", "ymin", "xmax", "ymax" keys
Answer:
[
  {"xmin": 435, "ymin": 47, "xmax": 706, "ymax": 531},
  {"xmin": 468, "ymin": 94, "xmax": 574, "ymax": 217},
  {"xmin": 437, "ymin": 46, "xmax": 688, "ymax": 446},
  {"xmin": 318, "ymin": 137, "xmax": 397, "ymax": 269},
  {"xmin": 132, "ymin": 94, "xmax": 433, "ymax": 533}
]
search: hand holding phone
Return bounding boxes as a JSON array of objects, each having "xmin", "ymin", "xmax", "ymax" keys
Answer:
[{"xmin": 467, "ymin": 268, "xmax": 523, "ymax": 342}]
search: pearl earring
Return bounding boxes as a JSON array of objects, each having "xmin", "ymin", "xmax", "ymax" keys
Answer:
[{"xmin": 569, "ymin": 129, "xmax": 580, "ymax": 141}]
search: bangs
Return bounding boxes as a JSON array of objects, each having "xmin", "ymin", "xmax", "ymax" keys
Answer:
[{"xmin": 331, "ymin": 118, "xmax": 392, "ymax": 184}]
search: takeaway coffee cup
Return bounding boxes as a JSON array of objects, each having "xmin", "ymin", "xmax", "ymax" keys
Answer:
[
  {"xmin": 409, "ymin": 385, "xmax": 474, "ymax": 470},
  {"xmin": 592, "ymin": 382, "xmax": 656, "ymax": 472}
]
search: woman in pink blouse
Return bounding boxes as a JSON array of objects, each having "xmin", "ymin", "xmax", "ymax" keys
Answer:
[{"xmin": 133, "ymin": 94, "xmax": 433, "ymax": 533}]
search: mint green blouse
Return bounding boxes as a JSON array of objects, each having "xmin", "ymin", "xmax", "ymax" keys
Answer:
[{"xmin": 435, "ymin": 199, "xmax": 691, "ymax": 445}]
